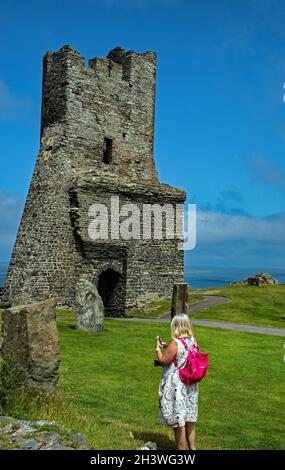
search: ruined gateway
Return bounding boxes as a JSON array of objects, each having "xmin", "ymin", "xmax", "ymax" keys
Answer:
[{"xmin": 4, "ymin": 45, "xmax": 186, "ymax": 315}]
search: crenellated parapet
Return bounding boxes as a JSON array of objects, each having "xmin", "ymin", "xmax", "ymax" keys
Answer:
[{"xmin": 40, "ymin": 45, "xmax": 157, "ymax": 182}]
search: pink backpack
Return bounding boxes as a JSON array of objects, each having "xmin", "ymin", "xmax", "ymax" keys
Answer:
[{"xmin": 173, "ymin": 338, "xmax": 208, "ymax": 385}]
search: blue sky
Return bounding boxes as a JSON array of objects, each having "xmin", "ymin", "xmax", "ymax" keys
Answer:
[{"xmin": 0, "ymin": 0, "xmax": 285, "ymax": 268}]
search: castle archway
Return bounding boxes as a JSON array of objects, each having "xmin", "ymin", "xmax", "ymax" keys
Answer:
[{"xmin": 98, "ymin": 268, "xmax": 126, "ymax": 317}]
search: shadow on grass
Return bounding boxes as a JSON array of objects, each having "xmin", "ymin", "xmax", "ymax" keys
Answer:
[{"xmin": 133, "ymin": 431, "xmax": 175, "ymax": 450}]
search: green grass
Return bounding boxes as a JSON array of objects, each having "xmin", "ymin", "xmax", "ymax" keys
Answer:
[
  {"xmin": 190, "ymin": 284, "xmax": 285, "ymax": 329},
  {"xmin": 41, "ymin": 312, "xmax": 285, "ymax": 449},
  {"xmin": 0, "ymin": 387, "xmax": 96, "ymax": 443},
  {"xmin": 126, "ymin": 296, "xmax": 206, "ymax": 319},
  {"xmin": 0, "ymin": 406, "xmax": 91, "ymax": 450},
  {"xmin": 1, "ymin": 294, "xmax": 285, "ymax": 450},
  {"xmin": 122, "ymin": 284, "xmax": 285, "ymax": 329}
]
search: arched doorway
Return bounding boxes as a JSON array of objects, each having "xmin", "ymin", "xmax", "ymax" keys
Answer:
[{"xmin": 98, "ymin": 269, "xmax": 125, "ymax": 316}]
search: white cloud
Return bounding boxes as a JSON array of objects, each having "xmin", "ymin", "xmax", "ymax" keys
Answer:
[
  {"xmin": 196, "ymin": 209, "xmax": 285, "ymax": 244},
  {"xmin": 180, "ymin": 203, "xmax": 285, "ymax": 267},
  {"xmin": 186, "ymin": 208, "xmax": 285, "ymax": 267}
]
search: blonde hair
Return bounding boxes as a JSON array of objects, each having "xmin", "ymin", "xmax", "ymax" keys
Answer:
[{"xmin": 171, "ymin": 313, "xmax": 193, "ymax": 339}]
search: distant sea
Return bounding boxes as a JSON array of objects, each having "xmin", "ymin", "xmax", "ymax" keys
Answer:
[
  {"xmin": 0, "ymin": 261, "xmax": 284, "ymax": 289},
  {"xmin": 184, "ymin": 266, "xmax": 285, "ymax": 289}
]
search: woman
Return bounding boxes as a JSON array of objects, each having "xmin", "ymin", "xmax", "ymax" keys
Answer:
[{"xmin": 156, "ymin": 313, "xmax": 198, "ymax": 451}]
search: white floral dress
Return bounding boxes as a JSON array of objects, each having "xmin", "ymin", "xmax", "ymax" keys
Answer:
[{"xmin": 158, "ymin": 336, "xmax": 199, "ymax": 428}]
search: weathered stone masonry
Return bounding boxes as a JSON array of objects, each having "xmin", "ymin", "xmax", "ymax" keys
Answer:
[{"xmin": 4, "ymin": 45, "xmax": 186, "ymax": 315}]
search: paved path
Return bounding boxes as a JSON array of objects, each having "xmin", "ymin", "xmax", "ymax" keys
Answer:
[
  {"xmin": 110, "ymin": 295, "xmax": 285, "ymax": 337},
  {"xmin": 190, "ymin": 319, "xmax": 285, "ymax": 337},
  {"xmin": 191, "ymin": 295, "xmax": 230, "ymax": 313},
  {"xmin": 190, "ymin": 295, "xmax": 285, "ymax": 336},
  {"xmin": 158, "ymin": 294, "xmax": 231, "ymax": 320}
]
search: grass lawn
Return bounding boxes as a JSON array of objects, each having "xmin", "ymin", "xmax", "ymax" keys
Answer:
[
  {"xmin": 52, "ymin": 311, "xmax": 284, "ymax": 450},
  {"xmin": 126, "ymin": 296, "xmax": 205, "ymax": 319},
  {"xmin": 1, "ymin": 305, "xmax": 284, "ymax": 450},
  {"xmin": 190, "ymin": 284, "xmax": 285, "ymax": 329}
]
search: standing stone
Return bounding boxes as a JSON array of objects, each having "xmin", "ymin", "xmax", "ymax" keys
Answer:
[
  {"xmin": 75, "ymin": 275, "xmax": 104, "ymax": 333},
  {"xmin": 1, "ymin": 298, "xmax": 60, "ymax": 392},
  {"xmin": 171, "ymin": 283, "xmax": 189, "ymax": 319}
]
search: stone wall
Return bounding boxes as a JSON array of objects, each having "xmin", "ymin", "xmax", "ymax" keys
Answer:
[
  {"xmin": 69, "ymin": 173, "xmax": 185, "ymax": 310},
  {"xmin": 4, "ymin": 45, "xmax": 186, "ymax": 314},
  {"xmin": 41, "ymin": 45, "xmax": 158, "ymax": 182}
]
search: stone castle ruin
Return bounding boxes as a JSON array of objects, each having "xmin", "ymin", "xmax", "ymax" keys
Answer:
[{"xmin": 4, "ymin": 45, "xmax": 186, "ymax": 315}]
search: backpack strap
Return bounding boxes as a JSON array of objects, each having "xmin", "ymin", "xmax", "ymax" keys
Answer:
[
  {"xmin": 173, "ymin": 337, "xmax": 197, "ymax": 367},
  {"xmin": 178, "ymin": 338, "xmax": 189, "ymax": 349},
  {"xmin": 178, "ymin": 337, "xmax": 197, "ymax": 350}
]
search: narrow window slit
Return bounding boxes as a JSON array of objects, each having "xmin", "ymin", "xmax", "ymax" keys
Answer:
[{"xmin": 102, "ymin": 138, "xmax": 113, "ymax": 164}]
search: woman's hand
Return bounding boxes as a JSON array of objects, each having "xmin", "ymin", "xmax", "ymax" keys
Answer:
[
  {"xmin": 155, "ymin": 336, "xmax": 167, "ymax": 350},
  {"xmin": 156, "ymin": 340, "xmax": 178, "ymax": 366}
]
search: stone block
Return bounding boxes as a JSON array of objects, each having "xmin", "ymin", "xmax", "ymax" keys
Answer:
[
  {"xmin": 1, "ymin": 298, "xmax": 60, "ymax": 392},
  {"xmin": 171, "ymin": 283, "xmax": 189, "ymax": 319}
]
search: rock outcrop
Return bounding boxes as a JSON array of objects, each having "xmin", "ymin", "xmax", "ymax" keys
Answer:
[
  {"xmin": 0, "ymin": 417, "xmax": 89, "ymax": 450},
  {"xmin": 232, "ymin": 272, "xmax": 279, "ymax": 286}
]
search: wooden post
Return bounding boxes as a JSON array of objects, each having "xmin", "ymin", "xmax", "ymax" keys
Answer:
[{"xmin": 171, "ymin": 283, "xmax": 189, "ymax": 320}]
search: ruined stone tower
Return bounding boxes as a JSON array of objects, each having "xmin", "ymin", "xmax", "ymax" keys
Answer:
[{"xmin": 4, "ymin": 45, "xmax": 186, "ymax": 315}]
